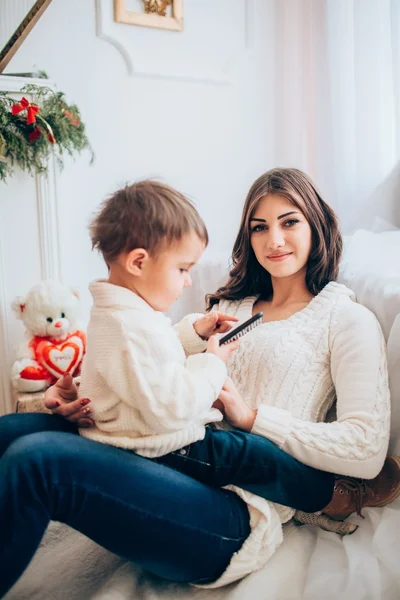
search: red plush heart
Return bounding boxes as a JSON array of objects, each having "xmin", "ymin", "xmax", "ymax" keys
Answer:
[{"xmin": 38, "ymin": 335, "xmax": 84, "ymax": 378}]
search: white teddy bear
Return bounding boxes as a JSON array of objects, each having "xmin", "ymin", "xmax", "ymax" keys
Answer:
[{"xmin": 11, "ymin": 280, "xmax": 86, "ymax": 393}]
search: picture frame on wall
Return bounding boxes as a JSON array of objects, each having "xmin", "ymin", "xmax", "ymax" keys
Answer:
[{"xmin": 113, "ymin": 0, "xmax": 184, "ymax": 32}]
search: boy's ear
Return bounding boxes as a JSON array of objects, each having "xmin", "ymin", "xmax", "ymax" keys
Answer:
[{"xmin": 125, "ymin": 248, "xmax": 149, "ymax": 276}]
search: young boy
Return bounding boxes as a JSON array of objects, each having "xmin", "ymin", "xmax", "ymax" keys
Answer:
[{"xmin": 78, "ymin": 180, "xmax": 334, "ymax": 512}]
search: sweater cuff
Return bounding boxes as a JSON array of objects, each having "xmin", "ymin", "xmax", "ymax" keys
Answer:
[
  {"xmin": 251, "ymin": 404, "xmax": 292, "ymax": 448},
  {"xmin": 174, "ymin": 313, "xmax": 208, "ymax": 355}
]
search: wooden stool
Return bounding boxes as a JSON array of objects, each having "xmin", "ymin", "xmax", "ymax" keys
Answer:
[
  {"xmin": 14, "ymin": 390, "xmax": 51, "ymax": 414},
  {"xmin": 13, "ymin": 378, "xmax": 80, "ymax": 414}
]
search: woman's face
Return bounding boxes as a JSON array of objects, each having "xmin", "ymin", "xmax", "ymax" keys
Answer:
[{"xmin": 249, "ymin": 193, "xmax": 312, "ymax": 281}]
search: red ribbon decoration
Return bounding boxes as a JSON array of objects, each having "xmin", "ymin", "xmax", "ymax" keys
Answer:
[
  {"xmin": 12, "ymin": 97, "xmax": 40, "ymax": 125},
  {"xmin": 12, "ymin": 97, "xmax": 56, "ymax": 144},
  {"xmin": 28, "ymin": 128, "xmax": 41, "ymax": 143}
]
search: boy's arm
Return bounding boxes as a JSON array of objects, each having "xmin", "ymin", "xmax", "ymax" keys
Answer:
[
  {"xmin": 173, "ymin": 313, "xmax": 208, "ymax": 355},
  {"xmin": 98, "ymin": 316, "xmax": 226, "ymax": 434},
  {"xmin": 174, "ymin": 304, "xmax": 238, "ymax": 356}
]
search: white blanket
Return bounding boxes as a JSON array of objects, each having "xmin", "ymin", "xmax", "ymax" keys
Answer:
[{"xmin": 6, "ymin": 498, "xmax": 400, "ymax": 600}]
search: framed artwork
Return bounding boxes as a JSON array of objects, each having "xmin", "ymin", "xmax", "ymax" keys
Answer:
[
  {"xmin": 0, "ymin": 0, "xmax": 54, "ymax": 73},
  {"xmin": 113, "ymin": 0, "xmax": 184, "ymax": 32}
]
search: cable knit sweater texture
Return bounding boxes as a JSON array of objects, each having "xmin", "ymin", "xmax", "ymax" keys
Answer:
[{"xmin": 79, "ymin": 280, "xmax": 390, "ymax": 589}]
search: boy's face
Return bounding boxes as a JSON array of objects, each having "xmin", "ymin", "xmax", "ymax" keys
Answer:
[{"xmin": 141, "ymin": 231, "xmax": 206, "ymax": 312}]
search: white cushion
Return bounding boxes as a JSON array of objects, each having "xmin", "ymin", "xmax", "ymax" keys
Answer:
[
  {"xmin": 339, "ymin": 229, "xmax": 400, "ymax": 450},
  {"xmin": 359, "ymin": 161, "xmax": 400, "ymax": 230},
  {"xmin": 371, "ymin": 216, "xmax": 400, "ymax": 233},
  {"xmin": 388, "ymin": 315, "xmax": 400, "ymax": 454},
  {"xmin": 339, "ymin": 230, "xmax": 400, "ymax": 340}
]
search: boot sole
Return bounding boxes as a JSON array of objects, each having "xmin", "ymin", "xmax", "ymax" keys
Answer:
[{"xmin": 371, "ymin": 456, "xmax": 400, "ymax": 508}]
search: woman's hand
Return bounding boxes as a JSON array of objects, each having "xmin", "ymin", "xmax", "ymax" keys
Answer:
[
  {"xmin": 214, "ymin": 376, "xmax": 256, "ymax": 432},
  {"xmin": 206, "ymin": 335, "xmax": 239, "ymax": 364},
  {"xmin": 44, "ymin": 373, "xmax": 94, "ymax": 428},
  {"xmin": 194, "ymin": 312, "xmax": 238, "ymax": 340}
]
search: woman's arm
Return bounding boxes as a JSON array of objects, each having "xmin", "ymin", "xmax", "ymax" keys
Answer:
[{"xmin": 250, "ymin": 303, "xmax": 391, "ymax": 479}]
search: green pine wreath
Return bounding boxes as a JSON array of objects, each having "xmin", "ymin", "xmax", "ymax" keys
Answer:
[{"xmin": 0, "ymin": 81, "xmax": 94, "ymax": 182}]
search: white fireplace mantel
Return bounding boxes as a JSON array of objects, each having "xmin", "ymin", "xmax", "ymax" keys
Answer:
[{"xmin": 0, "ymin": 74, "xmax": 61, "ymax": 414}]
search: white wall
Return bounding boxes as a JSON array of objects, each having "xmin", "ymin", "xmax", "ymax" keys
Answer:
[{"xmin": 3, "ymin": 0, "xmax": 276, "ymax": 321}]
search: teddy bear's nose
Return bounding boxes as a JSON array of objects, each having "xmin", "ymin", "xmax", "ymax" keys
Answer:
[{"xmin": 54, "ymin": 321, "xmax": 63, "ymax": 328}]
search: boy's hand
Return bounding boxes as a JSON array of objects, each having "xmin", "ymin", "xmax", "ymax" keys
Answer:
[
  {"xmin": 194, "ymin": 312, "xmax": 238, "ymax": 340},
  {"xmin": 206, "ymin": 335, "xmax": 239, "ymax": 364}
]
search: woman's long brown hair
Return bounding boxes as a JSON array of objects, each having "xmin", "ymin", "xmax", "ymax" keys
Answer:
[{"xmin": 207, "ymin": 168, "xmax": 342, "ymax": 310}]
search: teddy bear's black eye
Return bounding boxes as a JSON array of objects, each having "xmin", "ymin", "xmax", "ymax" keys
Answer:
[
  {"xmin": 61, "ymin": 312, "xmax": 65, "ymax": 318},
  {"xmin": 46, "ymin": 317, "xmax": 53, "ymax": 323}
]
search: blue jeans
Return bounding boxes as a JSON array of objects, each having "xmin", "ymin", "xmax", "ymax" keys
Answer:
[
  {"xmin": 157, "ymin": 427, "xmax": 334, "ymax": 512},
  {"xmin": 0, "ymin": 413, "xmax": 250, "ymax": 598}
]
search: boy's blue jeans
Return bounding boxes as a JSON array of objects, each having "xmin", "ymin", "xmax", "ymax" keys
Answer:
[
  {"xmin": 157, "ymin": 427, "xmax": 334, "ymax": 512},
  {"xmin": 0, "ymin": 413, "xmax": 333, "ymax": 598}
]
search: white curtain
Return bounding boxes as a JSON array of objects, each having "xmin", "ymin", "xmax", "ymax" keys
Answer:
[
  {"xmin": 272, "ymin": 0, "xmax": 400, "ymax": 232},
  {"xmin": 270, "ymin": 6, "xmax": 400, "ymax": 599}
]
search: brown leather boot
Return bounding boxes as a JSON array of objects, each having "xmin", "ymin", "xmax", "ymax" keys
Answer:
[{"xmin": 322, "ymin": 456, "xmax": 400, "ymax": 520}]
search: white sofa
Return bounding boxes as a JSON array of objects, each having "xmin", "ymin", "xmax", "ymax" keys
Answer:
[{"xmin": 5, "ymin": 232, "xmax": 400, "ymax": 600}]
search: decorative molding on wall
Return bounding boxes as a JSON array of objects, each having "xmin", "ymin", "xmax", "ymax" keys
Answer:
[
  {"xmin": 35, "ymin": 159, "xmax": 61, "ymax": 281},
  {"xmin": 96, "ymin": 0, "xmax": 255, "ymax": 85},
  {"xmin": 0, "ymin": 74, "xmax": 61, "ymax": 413},
  {"xmin": 0, "ymin": 73, "xmax": 49, "ymax": 92},
  {"xmin": 0, "ymin": 220, "xmax": 12, "ymax": 414},
  {"xmin": 244, "ymin": 0, "xmax": 255, "ymax": 50}
]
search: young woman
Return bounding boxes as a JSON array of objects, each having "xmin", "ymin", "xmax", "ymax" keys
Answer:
[{"xmin": 0, "ymin": 168, "xmax": 397, "ymax": 598}]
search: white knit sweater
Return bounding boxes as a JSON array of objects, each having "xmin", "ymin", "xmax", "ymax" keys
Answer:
[
  {"xmin": 222, "ymin": 282, "xmax": 391, "ymax": 480},
  {"xmin": 79, "ymin": 280, "xmax": 226, "ymax": 456},
  {"xmin": 80, "ymin": 280, "xmax": 391, "ymax": 589}
]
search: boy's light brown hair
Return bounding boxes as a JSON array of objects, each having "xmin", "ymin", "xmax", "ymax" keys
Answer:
[{"xmin": 90, "ymin": 180, "xmax": 208, "ymax": 264}]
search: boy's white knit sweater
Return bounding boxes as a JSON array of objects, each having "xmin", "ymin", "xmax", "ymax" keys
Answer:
[
  {"xmin": 79, "ymin": 280, "xmax": 226, "ymax": 456},
  {"xmin": 80, "ymin": 280, "xmax": 390, "ymax": 588}
]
